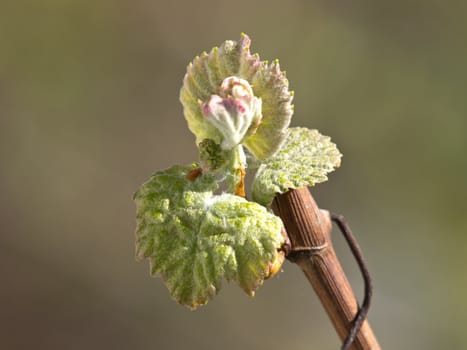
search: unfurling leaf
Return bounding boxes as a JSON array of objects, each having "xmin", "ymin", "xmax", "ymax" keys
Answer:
[
  {"xmin": 252, "ymin": 127, "xmax": 342, "ymax": 206},
  {"xmin": 134, "ymin": 164, "xmax": 285, "ymax": 309},
  {"xmin": 180, "ymin": 34, "xmax": 293, "ymax": 160}
]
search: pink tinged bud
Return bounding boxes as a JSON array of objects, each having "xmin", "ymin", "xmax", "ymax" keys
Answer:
[{"xmin": 201, "ymin": 77, "xmax": 262, "ymax": 150}]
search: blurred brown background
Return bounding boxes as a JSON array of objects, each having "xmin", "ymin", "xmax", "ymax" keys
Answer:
[{"xmin": 1, "ymin": 1, "xmax": 466, "ymax": 349}]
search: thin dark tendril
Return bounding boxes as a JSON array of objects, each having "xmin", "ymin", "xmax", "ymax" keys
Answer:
[{"xmin": 331, "ymin": 213, "xmax": 373, "ymax": 350}]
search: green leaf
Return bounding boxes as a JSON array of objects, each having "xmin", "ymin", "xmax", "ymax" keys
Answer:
[
  {"xmin": 179, "ymin": 34, "xmax": 293, "ymax": 160},
  {"xmin": 198, "ymin": 138, "xmax": 230, "ymax": 171},
  {"xmin": 252, "ymin": 127, "xmax": 342, "ymax": 206},
  {"xmin": 134, "ymin": 164, "xmax": 285, "ymax": 309}
]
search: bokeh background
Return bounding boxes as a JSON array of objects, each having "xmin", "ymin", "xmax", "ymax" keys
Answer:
[{"xmin": 2, "ymin": 1, "xmax": 467, "ymax": 349}]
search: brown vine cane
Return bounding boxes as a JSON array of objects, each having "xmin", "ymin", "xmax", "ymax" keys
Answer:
[{"xmin": 272, "ymin": 187, "xmax": 381, "ymax": 350}]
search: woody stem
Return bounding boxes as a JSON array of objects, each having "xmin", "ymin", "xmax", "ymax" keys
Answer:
[{"xmin": 272, "ymin": 187, "xmax": 381, "ymax": 350}]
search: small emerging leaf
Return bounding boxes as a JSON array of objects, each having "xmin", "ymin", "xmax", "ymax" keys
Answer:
[
  {"xmin": 134, "ymin": 164, "xmax": 285, "ymax": 309},
  {"xmin": 201, "ymin": 77, "xmax": 262, "ymax": 150},
  {"xmin": 252, "ymin": 127, "xmax": 342, "ymax": 206},
  {"xmin": 180, "ymin": 34, "xmax": 293, "ymax": 160}
]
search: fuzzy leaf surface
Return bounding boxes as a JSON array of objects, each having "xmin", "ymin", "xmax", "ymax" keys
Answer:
[
  {"xmin": 134, "ymin": 164, "xmax": 285, "ymax": 309},
  {"xmin": 180, "ymin": 34, "xmax": 293, "ymax": 160},
  {"xmin": 252, "ymin": 127, "xmax": 342, "ymax": 206}
]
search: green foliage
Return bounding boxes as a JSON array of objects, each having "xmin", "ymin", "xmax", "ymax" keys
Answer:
[
  {"xmin": 252, "ymin": 128, "xmax": 342, "ymax": 206},
  {"xmin": 134, "ymin": 164, "xmax": 285, "ymax": 309},
  {"xmin": 180, "ymin": 34, "xmax": 293, "ymax": 160},
  {"xmin": 134, "ymin": 35, "xmax": 341, "ymax": 309},
  {"xmin": 198, "ymin": 139, "xmax": 229, "ymax": 171}
]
